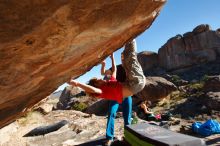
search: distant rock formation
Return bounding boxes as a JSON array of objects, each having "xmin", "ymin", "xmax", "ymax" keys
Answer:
[
  {"xmin": 158, "ymin": 24, "xmax": 220, "ymax": 70},
  {"xmin": 137, "ymin": 51, "xmax": 158, "ymax": 73},
  {"xmin": 0, "ymin": 0, "xmax": 165, "ymax": 128},
  {"xmin": 135, "ymin": 24, "xmax": 220, "ymax": 75}
]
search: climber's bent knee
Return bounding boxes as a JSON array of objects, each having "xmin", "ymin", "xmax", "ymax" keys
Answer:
[{"xmin": 128, "ymin": 76, "xmax": 146, "ymax": 94}]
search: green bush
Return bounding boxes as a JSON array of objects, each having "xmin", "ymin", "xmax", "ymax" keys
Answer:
[
  {"xmin": 72, "ymin": 102, "xmax": 88, "ymax": 111},
  {"xmin": 170, "ymin": 91, "xmax": 187, "ymax": 101},
  {"xmin": 201, "ymin": 74, "xmax": 209, "ymax": 82},
  {"xmin": 171, "ymin": 75, "xmax": 181, "ymax": 84},
  {"xmin": 188, "ymin": 82, "xmax": 204, "ymax": 90},
  {"xmin": 172, "ymin": 75, "xmax": 181, "ymax": 80}
]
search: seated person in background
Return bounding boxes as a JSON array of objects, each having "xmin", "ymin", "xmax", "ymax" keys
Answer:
[
  {"xmin": 140, "ymin": 100, "xmax": 157, "ymax": 121},
  {"xmin": 140, "ymin": 100, "xmax": 172, "ymax": 121}
]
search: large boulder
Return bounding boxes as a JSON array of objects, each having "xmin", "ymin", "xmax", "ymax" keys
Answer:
[
  {"xmin": 56, "ymin": 86, "xmax": 84, "ymax": 110},
  {"xmin": 203, "ymin": 75, "xmax": 220, "ymax": 92},
  {"xmin": 85, "ymin": 99, "xmax": 110, "ymax": 116},
  {"xmin": 0, "ymin": 0, "xmax": 166, "ymax": 128},
  {"xmin": 135, "ymin": 77, "xmax": 177, "ymax": 104},
  {"xmin": 204, "ymin": 92, "xmax": 220, "ymax": 111},
  {"xmin": 158, "ymin": 24, "xmax": 220, "ymax": 70}
]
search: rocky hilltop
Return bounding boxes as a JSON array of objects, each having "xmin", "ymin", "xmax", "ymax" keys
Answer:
[
  {"xmin": 137, "ymin": 24, "xmax": 220, "ymax": 73},
  {"xmin": 159, "ymin": 24, "xmax": 220, "ymax": 70},
  {"xmin": 0, "ymin": 0, "xmax": 166, "ymax": 128}
]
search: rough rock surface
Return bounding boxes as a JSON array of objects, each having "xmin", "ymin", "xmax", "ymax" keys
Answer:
[
  {"xmin": 85, "ymin": 99, "xmax": 110, "ymax": 116},
  {"xmin": 135, "ymin": 77, "xmax": 177, "ymax": 104},
  {"xmin": 202, "ymin": 75, "xmax": 220, "ymax": 110},
  {"xmin": 158, "ymin": 24, "xmax": 220, "ymax": 70},
  {"xmin": 56, "ymin": 86, "xmax": 84, "ymax": 110},
  {"xmin": 203, "ymin": 75, "xmax": 220, "ymax": 92},
  {"xmin": 170, "ymin": 59, "xmax": 220, "ymax": 82},
  {"xmin": 137, "ymin": 51, "xmax": 158, "ymax": 74},
  {"xmin": 0, "ymin": 0, "xmax": 166, "ymax": 128},
  {"xmin": 204, "ymin": 92, "xmax": 220, "ymax": 111}
]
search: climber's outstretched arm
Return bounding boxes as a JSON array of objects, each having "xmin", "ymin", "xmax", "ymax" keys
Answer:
[{"xmin": 68, "ymin": 80, "xmax": 102, "ymax": 94}]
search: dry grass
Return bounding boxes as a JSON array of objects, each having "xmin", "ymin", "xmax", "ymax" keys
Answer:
[{"xmin": 16, "ymin": 111, "xmax": 45, "ymax": 126}]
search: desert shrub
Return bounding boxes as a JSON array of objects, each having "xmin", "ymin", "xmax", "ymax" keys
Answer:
[
  {"xmin": 173, "ymin": 114, "xmax": 182, "ymax": 118},
  {"xmin": 201, "ymin": 74, "xmax": 209, "ymax": 82},
  {"xmin": 171, "ymin": 75, "xmax": 181, "ymax": 83},
  {"xmin": 17, "ymin": 111, "xmax": 43, "ymax": 126},
  {"xmin": 170, "ymin": 91, "xmax": 188, "ymax": 101},
  {"xmin": 172, "ymin": 75, "xmax": 181, "ymax": 80},
  {"xmin": 72, "ymin": 102, "xmax": 88, "ymax": 111},
  {"xmin": 188, "ymin": 82, "xmax": 204, "ymax": 90}
]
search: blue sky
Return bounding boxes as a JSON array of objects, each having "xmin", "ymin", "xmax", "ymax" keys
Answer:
[{"xmin": 56, "ymin": 0, "xmax": 220, "ymax": 91}]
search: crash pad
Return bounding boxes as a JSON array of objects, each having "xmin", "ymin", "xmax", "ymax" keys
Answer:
[{"xmin": 124, "ymin": 123, "xmax": 206, "ymax": 146}]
